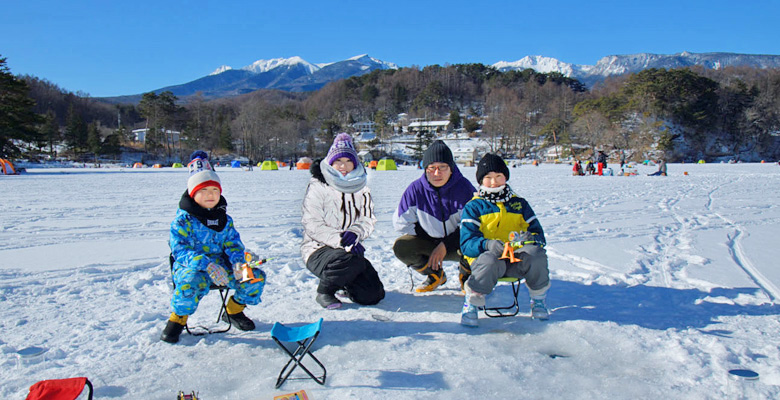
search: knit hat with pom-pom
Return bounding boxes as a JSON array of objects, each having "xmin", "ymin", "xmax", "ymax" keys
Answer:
[
  {"xmin": 326, "ymin": 133, "xmax": 359, "ymax": 166},
  {"xmin": 187, "ymin": 151, "xmax": 221, "ymax": 196}
]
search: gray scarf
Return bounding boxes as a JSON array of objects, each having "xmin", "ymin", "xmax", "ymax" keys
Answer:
[{"xmin": 320, "ymin": 159, "xmax": 367, "ymax": 193}]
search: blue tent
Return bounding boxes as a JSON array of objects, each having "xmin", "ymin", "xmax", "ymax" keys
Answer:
[{"xmin": 231, "ymin": 160, "xmax": 241, "ymax": 168}]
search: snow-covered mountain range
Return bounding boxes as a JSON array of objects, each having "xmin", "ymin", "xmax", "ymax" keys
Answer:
[
  {"xmin": 101, "ymin": 55, "xmax": 398, "ymax": 102},
  {"xmin": 211, "ymin": 54, "xmax": 398, "ymax": 76},
  {"xmin": 493, "ymin": 51, "xmax": 780, "ymax": 87},
  {"xmin": 158, "ymin": 54, "xmax": 397, "ymax": 99},
  {"xmin": 101, "ymin": 52, "xmax": 780, "ymax": 103}
]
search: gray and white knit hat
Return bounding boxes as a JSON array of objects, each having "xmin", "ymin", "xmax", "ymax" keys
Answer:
[{"xmin": 187, "ymin": 151, "xmax": 221, "ymax": 196}]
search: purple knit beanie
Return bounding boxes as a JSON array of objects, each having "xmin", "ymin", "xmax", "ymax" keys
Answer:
[{"xmin": 326, "ymin": 133, "xmax": 359, "ymax": 166}]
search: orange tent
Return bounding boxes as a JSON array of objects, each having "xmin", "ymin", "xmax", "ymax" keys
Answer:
[
  {"xmin": 1, "ymin": 159, "xmax": 18, "ymax": 175},
  {"xmin": 296, "ymin": 157, "xmax": 312, "ymax": 170},
  {"xmin": 369, "ymin": 160, "xmax": 378, "ymax": 169},
  {"xmin": 132, "ymin": 162, "xmax": 144, "ymax": 168}
]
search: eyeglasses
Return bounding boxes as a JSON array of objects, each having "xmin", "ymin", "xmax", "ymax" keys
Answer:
[{"xmin": 426, "ymin": 165, "xmax": 450, "ymax": 173}]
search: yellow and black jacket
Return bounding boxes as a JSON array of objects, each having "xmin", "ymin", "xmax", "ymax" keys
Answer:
[{"xmin": 459, "ymin": 193, "xmax": 546, "ymax": 263}]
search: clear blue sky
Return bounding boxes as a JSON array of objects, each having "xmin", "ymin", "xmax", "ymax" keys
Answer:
[{"xmin": 2, "ymin": 0, "xmax": 778, "ymax": 97}]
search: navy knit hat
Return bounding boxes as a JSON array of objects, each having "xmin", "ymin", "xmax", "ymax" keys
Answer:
[
  {"xmin": 422, "ymin": 140, "xmax": 456, "ymax": 170},
  {"xmin": 326, "ymin": 133, "xmax": 359, "ymax": 166},
  {"xmin": 476, "ymin": 153, "xmax": 510, "ymax": 184}
]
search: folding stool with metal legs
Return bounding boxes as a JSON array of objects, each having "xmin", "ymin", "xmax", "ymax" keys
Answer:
[
  {"xmin": 483, "ymin": 277, "xmax": 524, "ymax": 317},
  {"xmin": 271, "ymin": 318, "xmax": 327, "ymax": 389},
  {"xmin": 184, "ymin": 284, "xmax": 232, "ymax": 335},
  {"xmin": 170, "ymin": 254, "xmax": 232, "ymax": 335}
]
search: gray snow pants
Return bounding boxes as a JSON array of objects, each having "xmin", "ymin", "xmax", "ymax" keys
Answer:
[{"xmin": 466, "ymin": 244, "xmax": 550, "ymax": 297}]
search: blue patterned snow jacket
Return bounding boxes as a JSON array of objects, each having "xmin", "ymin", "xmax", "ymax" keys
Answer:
[
  {"xmin": 393, "ymin": 165, "xmax": 476, "ymax": 252},
  {"xmin": 169, "ymin": 191, "xmax": 263, "ymax": 315}
]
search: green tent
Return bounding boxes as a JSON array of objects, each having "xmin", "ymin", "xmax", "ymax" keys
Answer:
[
  {"xmin": 172, "ymin": 162, "xmax": 184, "ymax": 168},
  {"xmin": 260, "ymin": 160, "xmax": 279, "ymax": 170},
  {"xmin": 376, "ymin": 158, "xmax": 397, "ymax": 171}
]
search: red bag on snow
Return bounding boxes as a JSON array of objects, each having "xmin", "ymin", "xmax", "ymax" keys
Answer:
[{"xmin": 26, "ymin": 377, "xmax": 93, "ymax": 400}]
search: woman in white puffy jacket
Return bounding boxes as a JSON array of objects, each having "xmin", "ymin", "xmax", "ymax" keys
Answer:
[{"xmin": 301, "ymin": 133, "xmax": 385, "ymax": 309}]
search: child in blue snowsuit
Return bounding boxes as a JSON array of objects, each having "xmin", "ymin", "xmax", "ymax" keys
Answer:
[
  {"xmin": 459, "ymin": 153, "xmax": 550, "ymax": 327},
  {"xmin": 161, "ymin": 151, "xmax": 265, "ymax": 343}
]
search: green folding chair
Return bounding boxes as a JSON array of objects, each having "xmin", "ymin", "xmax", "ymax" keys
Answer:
[{"xmin": 483, "ymin": 277, "xmax": 523, "ymax": 317}]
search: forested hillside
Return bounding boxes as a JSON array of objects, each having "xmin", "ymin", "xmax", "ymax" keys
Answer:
[{"xmin": 4, "ymin": 54, "xmax": 780, "ymax": 163}]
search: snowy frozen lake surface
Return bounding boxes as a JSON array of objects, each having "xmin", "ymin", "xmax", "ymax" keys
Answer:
[{"xmin": 2, "ymin": 162, "xmax": 779, "ymax": 399}]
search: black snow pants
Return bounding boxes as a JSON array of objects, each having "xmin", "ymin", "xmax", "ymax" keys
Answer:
[{"xmin": 306, "ymin": 246, "xmax": 385, "ymax": 305}]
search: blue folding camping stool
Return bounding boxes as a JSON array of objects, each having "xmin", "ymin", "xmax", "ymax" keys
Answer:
[{"xmin": 271, "ymin": 318, "xmax": 327, "ymax": 389}]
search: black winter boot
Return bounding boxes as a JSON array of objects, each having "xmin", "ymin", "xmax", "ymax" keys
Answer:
[
  {"xmin": 222, "ymin": 311, "xmax": 256, "ymax": 331},
  {"xmin": 222, "ymin": 296, "xmax": 256, "ymax": 331},
  {"xmin": 316, "ymin": 293, "xmax": 343, "ymax": 309},
  {"xmin": 160, "ymin": 320, "xmax": 185, "ymax": 343}
]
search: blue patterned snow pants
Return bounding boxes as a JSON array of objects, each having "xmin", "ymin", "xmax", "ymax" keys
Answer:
[{"xmin": 171, "ymin": 263, "xmax": 265, "ymax": 316}]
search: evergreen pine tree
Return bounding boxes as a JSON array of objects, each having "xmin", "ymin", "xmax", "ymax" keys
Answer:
[
  {"xmin": 102, "ymin": 133, "xmax": 121, "ymax": 160},
  {"xmin": 217, "ymin": 113, "xmax": 233, "ymax": 151},
  {"xmin": 41, "ymin": 110, "xmax": 60, "ymax": 157},
  {"xmin": 64, "ymin": 104, "xmax": 87, "ymax": 155},
  {"xmin": 449, "ymin": 110, "xmax": 462, "ymax": 130},
  {"xmin": 0, "ymin": 55, "xmax": 42, "ymax": 157},
  {"xmin": 87, "ymin": 122, "xmax": 102, "ymax": 162}
]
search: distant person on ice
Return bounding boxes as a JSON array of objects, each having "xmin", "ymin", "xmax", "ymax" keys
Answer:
[
  {"xmin": 649, "ymin": 158, "xmax": 667, "ymax": 176},
  {"xmin": 300, "ymin": 133, "xmax": 385, "ymax": 309},
  {"xmin": 585, "ymin": 159, "xmax": 596, "ymax": 175},
  {"xmin": 597, "ymin": 150, "xmax": 608, "ymax": 169},
  {"xmin": 459, "ymin": 153, "xmax": 550, "ymax": 327},
  {"xmin": 392, "ymin": 140, "xmax": 476, "ymax": 292},
  {"xmin": 572, "ymin": 159, "xmax": 584, "ymax": 176},
  {"xmin": 161, "ymin": 151, "xmax": 265, "ymax": 344}
]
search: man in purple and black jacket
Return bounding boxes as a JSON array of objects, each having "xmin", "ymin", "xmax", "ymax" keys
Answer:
[{"xmin": 392, "ymin": 140, "xmax": 476, "ymax": 292}]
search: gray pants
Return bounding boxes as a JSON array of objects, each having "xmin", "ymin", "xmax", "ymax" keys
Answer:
[{"xmin": 467, "ymin": 245, "xmax": 550, "ymax": 297}]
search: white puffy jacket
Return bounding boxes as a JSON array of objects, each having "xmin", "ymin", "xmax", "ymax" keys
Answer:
[{"xmin": 300, "ymin": 176, "xmax": 375, "ymax": 263}]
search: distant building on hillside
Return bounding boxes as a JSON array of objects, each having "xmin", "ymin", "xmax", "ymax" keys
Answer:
[
  {"xmin": 132, "ymin": 128, "xmax": 180, "ymax": 144},
  {"xmin": 542, "ymin": 145, "xmax": 565, "ymax": 162},
  {"xmin": 407, "ymin": 120, "xmax": 451, "ymax": 136},
  {"xmin": 452, "ymin": 146, "xmax": 478, "ymax": 166},
  {"xmin": 352, "ymin": 121, "xmax": 376, "ymax": 135}
]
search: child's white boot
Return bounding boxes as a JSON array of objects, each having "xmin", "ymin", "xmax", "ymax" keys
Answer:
[
  {"xmin": 529, "ymin": 283, "xmax": 550, "ymax": 320},
  {"xmin": 530, "ymin": 296, "xmax": 549, "ymax": 320},
  {"xmin": 461, "ymin": 284, "xmax": 484, "ymax": 327},
  {"xmin": 461, "ymin": 301, "xmax": 479, "ymax": 327}
]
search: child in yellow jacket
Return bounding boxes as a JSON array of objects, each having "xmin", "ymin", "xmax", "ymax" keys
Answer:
[{"xmin": 459, "ymin": 153, "xmax": 550, "ymax": 327}]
